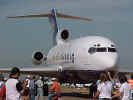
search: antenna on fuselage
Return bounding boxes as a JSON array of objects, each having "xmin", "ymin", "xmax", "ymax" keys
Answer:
[{"xmin": 8, "ymin": 8, "xmax": 92, "ymax": 45}]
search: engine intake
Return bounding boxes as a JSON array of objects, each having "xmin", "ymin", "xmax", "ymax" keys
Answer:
[
  {"xmin": 32, "ymin": 51, "xmax": 46, "ymax": 65},
  {"xmin": 57, "ymin": 29, "xmax": 70, "ymax": 44},
  {"xmin": 61, "ymin": 29, "xmax": 69, "ymax": 40},
  {"xmin": 34, "ymin": 52, "xmax": 43, "ymax": 61}
]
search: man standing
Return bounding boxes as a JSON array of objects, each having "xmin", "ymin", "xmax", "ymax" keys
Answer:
[
  {"xmin": 47, "ymin": 78, "xmax": 61, "ymax": 100},
  {"xmin": 29, "ymin": 76, "xmax": 36, "ymax": 100},
  {"xmin": 6, "ymin": 67, "xmax": 23, "ymax": 100},
  {"xmin": 35, "ymin": 75, "xmax": 43, "ymax": 100}
]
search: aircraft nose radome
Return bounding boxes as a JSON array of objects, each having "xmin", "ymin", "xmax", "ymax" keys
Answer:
[
  {"xmin": 96, "ymin": 53, "xmax": 118, "ymax": 69},
  {"xmin": 103, "ymin": 55, "xmax": 118, "ymax": 68},
  {"xmin": 104, "ymin": 58, "xmax": 116, "ymax": 68}
]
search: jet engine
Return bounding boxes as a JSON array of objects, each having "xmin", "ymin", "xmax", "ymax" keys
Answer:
[
  {"xmin": 56, "ymin": 29, "xmax": 69, "ymax": 43},
  {"xmin": 32, "ymin": 51, "xmax": 46, "ymax": 65}
]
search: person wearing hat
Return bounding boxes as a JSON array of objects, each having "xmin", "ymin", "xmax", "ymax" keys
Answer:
[
  {"xmin": 47, "ymin": 77, "xmax": 61, "ymax": 100},
  {"xmin": 5, "ymin": 67, "xmax": 23, "ymax": 100},
  {"xmin": 3, "ymin": 77, "xmax": 8, "ymax": 82}
]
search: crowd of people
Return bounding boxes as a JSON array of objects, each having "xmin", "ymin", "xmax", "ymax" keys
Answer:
[
  {"xmin": 0, "ymin": 67, "xmax": 133, "ymax": 100},
  {"xmin": 0, "ymin": 67, "xmax": 61, "ymax": 100}
]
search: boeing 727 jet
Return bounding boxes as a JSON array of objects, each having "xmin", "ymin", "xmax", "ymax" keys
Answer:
[{"xmin": 0, "ymin": 8, "xmax": 118, "ymax": 83}]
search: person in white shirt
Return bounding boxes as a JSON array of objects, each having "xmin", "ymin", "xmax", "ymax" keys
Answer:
[
  {"xmin": 6, "ymin": 67, "xmax": 23, "ymax": 100},
  {"xmin": 26, "ymin": 75, "xmax": 30, "ymax": 88},
  {"xmin": 93, "ymin": 72, "xmax": 113, "ymax": 100},
  {"xmin": 35, "ymin": 75, "xmax": 43, "ymax": 100},
  {"xmin": 112, "ymin": 74, "xmax": 131, "ymax": 100}
]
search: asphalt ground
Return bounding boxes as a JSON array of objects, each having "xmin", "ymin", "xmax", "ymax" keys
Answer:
[
  {"xmin": 59, "ymin": 96, "xmax": 90, "ymax": 100},
  {"xmin": 22, "ymin": 87, "xmax": 91, "ymax": 100},
  {"xmin": 22, "ymin": 96, "xmax": 91, "ymax": 100}
]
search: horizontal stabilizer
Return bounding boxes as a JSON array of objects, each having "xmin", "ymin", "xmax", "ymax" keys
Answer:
[
  {"xmin": 8, "ymin": 13, "xmax": 92, "ymax": 22},
  {"xmin": 8, "ymin": 14, "xmax": 51, "ymax": 18},
  {"xmin": 7, "ymin": 8, "xmax": 92, "ymax": 46},
  {"xmin": 56, "ymin": 13, "xmax": 92, "ymax": 22}
]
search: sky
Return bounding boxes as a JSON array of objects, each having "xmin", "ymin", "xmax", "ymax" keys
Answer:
[{"xmin": 0, "ymin": 0, "xmax": 133, "ymax": 71}]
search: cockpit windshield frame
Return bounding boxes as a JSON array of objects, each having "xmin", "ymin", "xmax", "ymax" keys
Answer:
[{"xmin": 88, "ymin": 47, "xmax": 117, "ymax": 54}]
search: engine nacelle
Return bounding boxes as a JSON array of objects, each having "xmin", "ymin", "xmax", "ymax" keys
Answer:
[
  {"xmin": 56, "ymin": 29, "xmax": 70, "ymax": 44},
  {"xmin": 32, "ymin": 51, "xmax": 46, "ymax": 65}
]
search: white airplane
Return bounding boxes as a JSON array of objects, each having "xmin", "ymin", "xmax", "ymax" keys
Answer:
[{"xmin": 0, "ymin": 8, "xmax": 118, "ymax": 83}]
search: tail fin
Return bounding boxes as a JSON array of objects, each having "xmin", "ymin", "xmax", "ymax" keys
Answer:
[
  {"xmin": 8, "ymin": 8, "xmax": 92, "ymax": 45},
  {"xmin": 48, "ymin": 8, "xmax": 58, "ymax": 46}
]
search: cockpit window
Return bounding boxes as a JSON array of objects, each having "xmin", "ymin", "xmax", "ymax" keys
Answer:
[
  {"xmin": 108, "ymin": 48, "xmax": 117, "ymax": 52},
  {"xmin": 97, "ymin": 47, "xmax": 107, "ymax": 52},
  {"xmin": 88, "ymin": 47, "xmax": 117, "ymax": 54},
  {"xmin": 88, "ymin": 47, "xmax": 96, "ymax": 54}
]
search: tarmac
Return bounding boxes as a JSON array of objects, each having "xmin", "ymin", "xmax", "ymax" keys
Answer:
[
  {"xmin": 22, "ymin": 96, "xmax": 91, "ymax": 100},
  {"xmin": 57, "ymin": 96, "xmax": 89, "ymax": 100},
  {"xmin": 22, "ymin": 88, "xmax": 91, "ymax": 100},
  {"xmin": 60, "ymin": 93, "xmax": 91, "ymax": 100}
]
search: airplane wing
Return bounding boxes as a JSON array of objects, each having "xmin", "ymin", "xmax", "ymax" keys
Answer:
[
  {"xmin": 0, "ymin": 64, "xmax": 88, "ymax": 74},
  {"xmin": 0, "ymin": 64, "xmax": 109, "ymax": 83},
  {"xmin": 0, "ymin": 63, "xmax": 98, "ymax": 76},
  {"xmin": 0, "ymin": 63, "xmax": 111, "ymax": 75},
  {"xmin": 0, "ymin": 64, "xmax": 61, "ymax": 76}
]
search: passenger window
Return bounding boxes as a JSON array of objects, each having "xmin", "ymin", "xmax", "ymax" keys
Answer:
[{"xmin": 88, "ymin": 47, "xmax": 96, "ymax": 54}]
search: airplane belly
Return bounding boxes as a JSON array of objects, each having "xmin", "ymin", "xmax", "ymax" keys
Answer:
[
  {"xmin": 62, "ymin": 63, "xmax": 104, "ymax": 71},
  {"xmin": 59, "ymin": 70, "xmax": 106, "ymax": 83}
]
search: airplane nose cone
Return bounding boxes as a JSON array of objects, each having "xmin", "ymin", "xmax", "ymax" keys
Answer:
[
  {"xmin": 103, "ymin": 57, "xmax": 117, "ymax": 68},
  {"xmin": 95, "ymin": 53, "xmax": 118, "ymax": 69},
  {"xmin": 103, "ymin": 54, "xmax": 118, "ymax": 68}
]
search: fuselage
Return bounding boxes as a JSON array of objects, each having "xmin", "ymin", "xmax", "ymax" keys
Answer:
[{"xmin": 46, "ymin": 36, "xmax": 118, "ymax": 71}]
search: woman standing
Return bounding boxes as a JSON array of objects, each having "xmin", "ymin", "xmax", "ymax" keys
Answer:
[
  {"xmin": 112, "ymin": 74, "xmax": 130, "ymax": 100},
  {"xmin": 93, "ymin": 72, "xmax": 113, "ymax": 100}
]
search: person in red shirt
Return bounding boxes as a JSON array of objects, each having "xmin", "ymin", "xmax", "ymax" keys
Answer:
[
  {"xmin": 128, "ymin": 74, "xmax": 133, "ymax": 99},
  {"xmin": 51, "ymin": 78, "xmax": 60, "ymax": 92},
  {"xmin": 47, "ymin": 78, "xmax": 61, "ymax": 100},
  {"xmin": 0, "ymin": 84, "xmax": 6, "ymax": 100}
]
